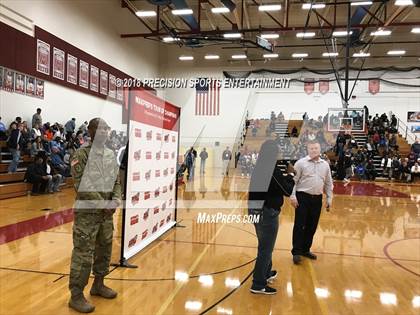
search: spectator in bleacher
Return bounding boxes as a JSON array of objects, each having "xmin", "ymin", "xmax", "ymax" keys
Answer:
[
  {"xmin": 31, "ymin": 136, "xmax": 44, "ymax": 157},
  {"xmin": 390, "ymin": 114, "xmax": 397, "ymax": 128},
  {"xmin": 355, "ymin": 163, "xmax": 366, "ymax": 181},
  {"xmin": 43, "ymin": 124, "xmax": 54, "ymax": 141},
  {"xmin": 7, "ymin": 122, "xmax": 24, "ymax": 173},
  {"xmin": 412, "ymin": 138, "xmax": 420, "ymax": 155},
  {"xmin": 408, "ymin": 151, "xmax": 416, "ymax": 167},
  {"xmin": 335, "ymin": 130, "xmax": 346, "ymax": 157},
  {"xmin": 389, "ymin": 134, "xmax": 398, "ymax": 151},
  {"xmin": 400, "ymin": 159, "xmax": 411, "ymax": 183},
  {"xmin": 31, "ymin": 123, "xmax": 42, "ymax": 140},
  {"xmin": 43, "ymin": 155, "xmax": 63, "ymax": 193},
  {"xmin": 14, "ymin": 117, "xmax": 22, "ymax": 125},
  {"xmin": 411, "ymin": 162, "xmax": 420, "ymax": 182},
  {"xmin": 302, "ymin": 112, "xmax": 309, "ymax": 121},
  {"xmin": 78, "ymin": 121, "xmax": 88, "ymax": 136},
  {"xmin": 0, "ymin": 117, "xmax": 6, "ymax": 140},
  {"xmin": 32, "ymin": 108, "xmax": 42, "ymax": 128},
  {"xmin": 363, "ymin": 105, "xmax": 369, "ymax": 121},
  {"xmin": 20, "ymin": 122, "xmax": 31, "ymax": 155},
  {"xmin": 24, "ymin": 154, "xmax": 50, "ymax": 195},
  {"xmin": 291, "ymin": 126, "xmax": 298, "ymax": 137},
  {"xmin": 391, "ymin": 156, "xmax": 401, "ymax": 180},
  {"xmin": 349, "ymin": 135, "xmax": 358, "ymax": 149},
  {"xmin": 365, "ymin": 160, "xmax": 376, "ymax": 181},
  {"xmin": 343, "ymin": 150, "xmax": 353, "ymax": 183},
  {"xmin": 372, "ymin": 131, "xmax": 380, "ymax": 151},
  {"xmin": 365, "ymin": 139, "xmax": 374, "ymax": 158},
  {"xmin": 277, "ymin": 112, "xmax": 285, "ymax": 122},
  {"xmin": 50, "ymin": 146, "xmax": 70, "ymax": 177},
  {"xmin": 252, "ymin": 125, "xmax": 258, "ymax": 137},
  {"xmin": 381, "ymin": 154, "xmax": 392, "ymax": 178},
  {"xmin": 65, "ymin": 118, "xmax": 76, "ymax": 141},
  {"xmin": 372, "ymin": 114, "xmax": 380, "ymax": 126}
]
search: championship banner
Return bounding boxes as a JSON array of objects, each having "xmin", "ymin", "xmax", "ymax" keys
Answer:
[
  {"xmin": 368, "ymin": 79, "xmax": 380, "ymax": 95},
  {"xmin": 122, "ymin": 89, "xmax": 180, "ymax": 260},
  {"xmin": 319, "ymin": 80, "xmax": 329, "ymax": 94},
  {"xmin": 304, "ymin": 79, "xmax": 314, "ymax": 95}
]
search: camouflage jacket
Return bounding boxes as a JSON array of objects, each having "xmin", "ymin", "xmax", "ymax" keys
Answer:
[{"xmin": 70, "ymin": 144, "xmax": 122, "ymax": 213}]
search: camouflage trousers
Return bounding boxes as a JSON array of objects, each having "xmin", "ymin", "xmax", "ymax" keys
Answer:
[{"xmin": 69, "ymin": 211, "xmax": 114, "ymax": 296}]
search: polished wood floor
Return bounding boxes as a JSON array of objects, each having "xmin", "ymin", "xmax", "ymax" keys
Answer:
[{"xmin": 0, "ymin": 166, "xmax": 419, "ymax": 315}]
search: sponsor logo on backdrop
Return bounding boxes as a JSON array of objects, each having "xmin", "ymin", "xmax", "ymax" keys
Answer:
[
  {"xmin": 154, "ymin": 206, "xmax": 160, "ymax": 214},
  {"xmin": 128, "ymin": 235, "xmax": 138, "ymax": 248},
  {"xmin": 134, "ymin": 150, "xmax": 141, "ymax": 161},
  {"xmin": 135, "ymin": 128, "xmax": 141, "ymax": 138},
  {"xmin": 163, "ymin": 168, "xmax": 168, "ymax": 177},
  {"xmin": 144, "ymin": 191, "xmax": 151, "ymax": 200},
  {"xmin": 164, "ymin": 134, "xmax": 169, "ymax": 142},
  {"xmin": 152, "ymin": 223, "xmax": 158, "ymax": 233},
  {"xmin": 162, "ymin": 186, "xmax": 167, "ymax": 193},
  {"xmin": 156, "ymin": 133, "xmax": 162, "ymax": 141},
  {"xmin": 156, "ymin": 151, "xmax": 161, "ymax": 160},
  {"xmin": 130, "ymin": 215, "xmax": 139, "ymax": 226},
  {"xmin": 155, "ymin": 170, "xmax": 160, "ymax": 177},
  {"xmin": 146, "ymin": 152, "xmax": 152, "ymax": 159},
  {"xmin": 145, "ymin": 170, "xmax": 151, "ymax": 180},
  {"xmin": 146, "ymin": 131, "xmax": 152, "ymax": 140},
  {"xmin": 131, "ymin": 192, "xmax": 140, "ymax": 205},
  {"xmin": 160, "ymin": 219, "xmax": 165, "ymax": 227},
  {"xmin": 132, "ymin": 172, "xmax": 140, "ymax": 181},
  {"xmin": 154, "ymin": 188, "xmax": 160, "ymax": 198},
  {"xmin": 162, "ymin": 202, "xmax": 166, "ymax": 211},
  {"xmin": 143, "ymin": 209, "xmax": 149, "ymax": 220},
  {"xmin": 166, "ymin": 214, "xmax": 171, "ymax": 222},
  {"xmin": 164, "ymin": 152, "xmax": 169, "ymax": 159},
  {"xmin": 141, "ymin": 230, "xmax": 148, "ymax": 240}
]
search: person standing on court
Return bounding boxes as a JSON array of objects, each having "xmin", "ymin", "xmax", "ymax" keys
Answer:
[
  {"xmin": 290, "ymin": 140, "xmax": 333, "ymax": 265},
  {"xmin": 32, "ymin": 107, "xmax": 42, "ymax": 128},
  {"xmin": 199, "ymin": 147, "xmax": 208, "ymax": 175},
  {"xmin": 65, "ymin": 118, "xmax": 76, "ymax": 141},
  {"xmin": 248, "ymin": 140, "xmax": 295, "ymax": 294},
  {"xmin": 68, "ymin": 118, "xmax": 122, "ymax": 313},
  {"xmin": 221, "ymin": 146, "xmax": 232, "ymax": 176}
]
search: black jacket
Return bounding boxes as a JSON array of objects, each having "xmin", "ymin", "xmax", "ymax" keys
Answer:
[
  {"xmin": 7, "ymin": 129, "xmax": 24, "ymax": 150},
  {"xmin": 25, "ymin": 163, "xmax": 46, "ymax": 183},
  {"xmin": 248, "ymin": 166, "xmax": 295, "ymax": 211}
]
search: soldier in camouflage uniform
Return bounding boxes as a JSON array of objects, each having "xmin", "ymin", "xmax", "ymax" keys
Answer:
[{"xmin": 68, "ymin": 118, "xmax": 122, "ymax": 313}]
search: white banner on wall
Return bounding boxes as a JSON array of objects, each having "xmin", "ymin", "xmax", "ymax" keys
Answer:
[{"xmin": 122, "ymin": 89, "xmax": 180, "ymax": 260}]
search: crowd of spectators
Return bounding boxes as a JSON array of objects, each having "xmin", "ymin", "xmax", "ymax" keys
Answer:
[{"xmin": 2, "ymin": 108, "xmax": 127, "ymax": 194}]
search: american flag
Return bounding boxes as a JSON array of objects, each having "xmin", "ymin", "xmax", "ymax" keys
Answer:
[{"xmin": 195, "ymin": 78, "xmax": 220, "ymax": 116}]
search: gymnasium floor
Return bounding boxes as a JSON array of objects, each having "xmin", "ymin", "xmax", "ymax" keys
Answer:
[{"xmin": 0, "ymin": 168, "xmax": 419, "ymax": 315}]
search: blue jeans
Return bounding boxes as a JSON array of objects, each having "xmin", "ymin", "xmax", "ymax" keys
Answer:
[
  {"xmin": 48, "ymin": 174, "xmax": 63, "ymax": 192},
  {"xmin": 8, "ymin": 149, "xmax": 20, "ymax": 173},
  {"xmin": 249, "ymin": 206, "xmax": 280, "ymax": 289}
]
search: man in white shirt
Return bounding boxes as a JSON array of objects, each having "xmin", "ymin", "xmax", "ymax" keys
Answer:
[{"xmin": 290, "ymin": 141, "xmax": 333, "ymax": 264}]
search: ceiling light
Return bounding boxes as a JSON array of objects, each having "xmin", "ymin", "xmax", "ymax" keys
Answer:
[
  {"xmin": 136, "ymin": 10, "xmax": 157, "ymax": 17},
  {"xmin": 370, "ymin": 29, "xmax": 391, "ymax": 36},
  {"xmin": 172, "ymin": 9, "xmax": 193, "ymax": 15},
  {"xmin": 395, "ymin": 0, "xmax": 413, "ymax": 5},
  {"xmin": 179, "ymin": 56, "xmax": 194, "ymax": 61},
  {"xmin": 292, "ymin": 53, "xmax": 308, "ymax": 58},
  {"xmin": 315, "ymin": 288, "xmax": 330, "ymax": 299},
  {"xmin": 205, "ymin": 54, "xmax": 220, "ymax": 60},
  {"xmin": 411, "ymin": 27, "xmax": 420, "ymax": 34},
  {"xmin": 380, "ymin": 293, "xmax": 397, "ymax": 305},
  {"xmin": 232, "ymin": 54, "xmax": 247, "ymax": 59},
  {"xmin": 387, "ymin": 50, "xmax": 406, "ymax": 55},
  {"xmin": 261, "ymin": 33, "xmax": 280, "ymax": 39},
  {"xmin": 296, "ymin": 32, "xmax": 316, "ymax": 38},
  {"xmin": 333, "ymin": 30, "xmax": 353, "ymax": 37},
  {"xmin": 185, "ymin": 301, "xmax": 202, "ymax": 311},
  {"xmin": 351, "ymin": 1, "xmax": 373, "ymax": 5},
  {"xmin": 323, "ymin": 52, "xmax": 339, "ymax": 57},
  {"xmin": 263, "ymin": 53, "xmax": 279, "ymax": 58},
  {"xmin": 302, "ymin": 3, "xmax": 326, "ymax": 9},
  {"xmin": 162, "ymin": 36, "xmax": 180, "ymax": 42},
  {"xmin": 225, "ymin": 278, "xmax": 241, "ymax": 288},
  {"xmin": 259, "ymin": 4, "xmax": 282, "ymax": 11},
  {"xmin": 345, "ymin": 290, "xmax": 363, "ymax": 300},
  {"xmin": 413, "ymin": 296, "xmax": 420, "ymax": 308},
  {"xmin": 211, "ymin": 7, "xmax": 230, "ymax": 13},
  {"xmin": 224, "ymin": 33, "xmax": 242, "ymax": 38},
  {"xmin": 353, "ymin": 52, "xmax": 370, "ymax": 57}
]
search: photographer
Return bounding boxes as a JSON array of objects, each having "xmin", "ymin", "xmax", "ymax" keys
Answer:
[{"xmin": 248, "ymin": 140, "xmax": 295, "ymax": 295}]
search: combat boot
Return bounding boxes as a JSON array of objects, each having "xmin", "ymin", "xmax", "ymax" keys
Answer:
[
  {"xmin": 68, "ymin": 293, "xmax": 95, "ymax": 313},
  {"xmin": 90, "ymin": 276, "xmax": 117, "ymax": 299}
]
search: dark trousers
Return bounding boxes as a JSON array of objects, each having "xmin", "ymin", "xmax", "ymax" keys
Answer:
[
  {"xmin": 292, "ymin": 192, "xmax": 322, "ymax": 256},
  {"xmin": 249, "ymin": 206, "xmax": 279, "ymax": 289},
  {"xmin": 31, "ymin": 178, "xmax": 49, "ymax": 193}
]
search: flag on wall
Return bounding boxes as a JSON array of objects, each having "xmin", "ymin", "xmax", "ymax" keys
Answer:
[{"xmin": 195, "ymin": 78, "xmax": 220, "ymax": 116}]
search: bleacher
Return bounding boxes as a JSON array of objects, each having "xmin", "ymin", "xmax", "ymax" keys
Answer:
[{"xmin": 0, "ymin": 141, "xmax": 74, "ymax": 199}]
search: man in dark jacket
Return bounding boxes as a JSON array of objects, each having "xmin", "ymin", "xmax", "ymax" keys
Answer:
[
  {"xmin": 7, "ymin": 122, "xmax": 24, "ymax": 173},
  {"xmin": 24, "ymin": 154, "xmax": 50, "ymax": 195}
]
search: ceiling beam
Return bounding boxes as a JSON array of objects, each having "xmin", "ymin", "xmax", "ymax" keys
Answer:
[
  {"xmin": 250, "ymin": 0, "xmax": 283, "ymax": 28},
  {"xmin": 202, "ymin": 2, "xmax": 217, "ymax": 30},
  {"xmin": 121, "ymin": 21, "xmax": 420, "ymax": 38},
  {"xmin": 242, "ymin": 0, "xmax": 251, "ymax": 29},
  {"xmin": 121, "ymin": 0, "xmax": 155, "ymax": 32}
]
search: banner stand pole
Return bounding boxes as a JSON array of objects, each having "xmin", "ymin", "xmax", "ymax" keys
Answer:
[
  {"xmin": 173, "ymin": 113, "xmax": 186, "ymax": 229},
  {"xmin": 114, "ymin": 87, "xmax": 138, "ymax": 269}
]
